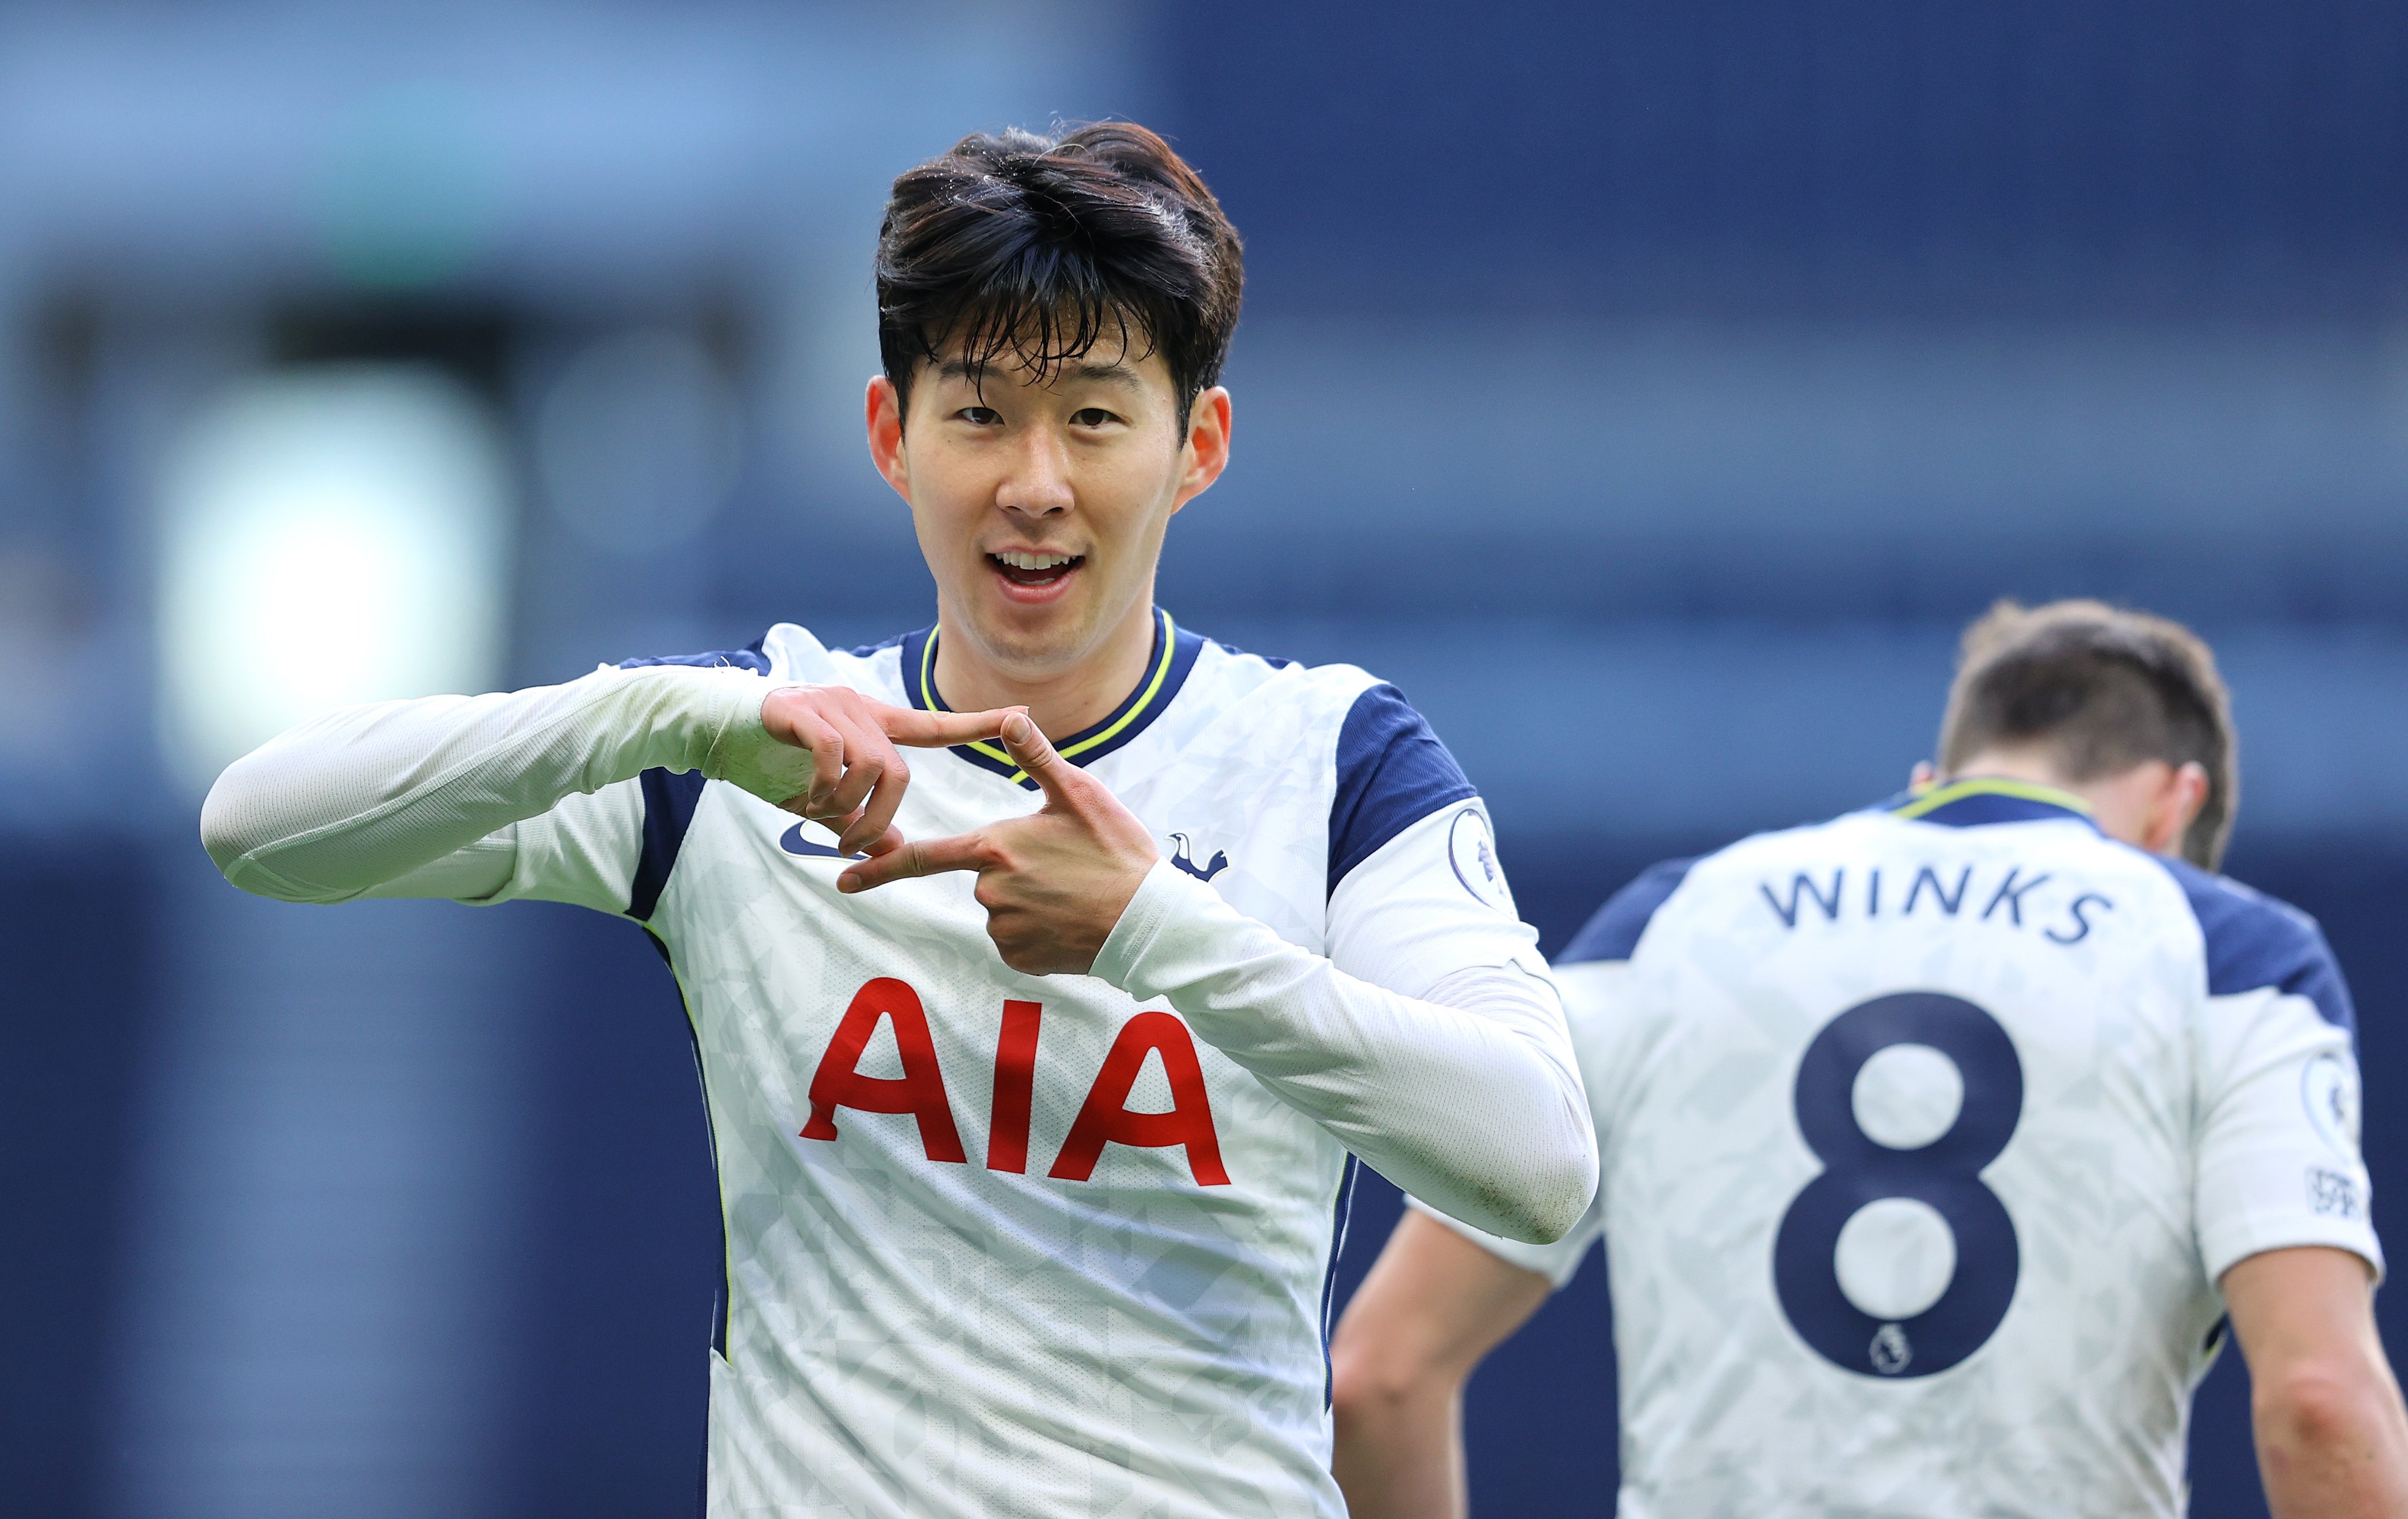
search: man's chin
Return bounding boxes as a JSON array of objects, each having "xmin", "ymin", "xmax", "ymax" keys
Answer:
[{"xmin": 952, "ymin": 596, "xmax": 1098, "ymax": 675}]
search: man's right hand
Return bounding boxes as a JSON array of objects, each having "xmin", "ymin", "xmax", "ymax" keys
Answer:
[{"xmin": 757, "ymin": 686, "xmax": 1018, "ymax": 859}]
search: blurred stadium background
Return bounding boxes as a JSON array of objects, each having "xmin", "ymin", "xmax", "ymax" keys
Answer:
[{"xmin": 5, "ymin": 3, "xmax": 2407, "ymax": 1514}]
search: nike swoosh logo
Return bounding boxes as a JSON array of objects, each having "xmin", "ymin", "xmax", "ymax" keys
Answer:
[{"xmin": 779, "ymin": 823, "xmax": 868, "ymax": 861}]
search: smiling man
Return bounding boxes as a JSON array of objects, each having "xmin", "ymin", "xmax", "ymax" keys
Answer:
[{"xmin": 199, "ymin": 123, "xmax": 1595, "ymax": 1517}]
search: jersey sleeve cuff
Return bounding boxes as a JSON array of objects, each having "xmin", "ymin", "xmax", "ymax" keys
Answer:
[
  {"xmin": 1406, "ymin": 1193, "xmax": 1594, "ymax": 1288},
  {"xmin": 1090, "ymin": 857, "xmax": 1228, "ymax": 997},
  {"xmin": 663, "ymin": 669, "xmax": 813, "ymax": 806},
  {"xmin": 2205, "ymin": 1217, "xmax": 2386, "ymax": 1288}
]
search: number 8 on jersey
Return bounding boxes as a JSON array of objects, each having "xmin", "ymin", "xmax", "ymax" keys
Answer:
[{"xmin": 1772, "ymin": 991, "xmax": 2025, "ymax": 1378}]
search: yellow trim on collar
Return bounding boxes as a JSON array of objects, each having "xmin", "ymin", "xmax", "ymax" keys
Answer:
[
  {"xmin": 921, "ymin": 609, "xmax": 1178, "ymax": 785},
  {"xmin": 1893, "ymin": 776, "xmax": 2095, "ymax": 820}
]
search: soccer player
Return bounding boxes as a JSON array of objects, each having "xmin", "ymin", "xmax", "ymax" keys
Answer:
[
  {"xmin": 1331, "ymin": 600, "xmax": 2408, "ymax": 1519},
  {"xmin": 198, "ymin": 123, "xmax": 1595, "ymax": 1516}
]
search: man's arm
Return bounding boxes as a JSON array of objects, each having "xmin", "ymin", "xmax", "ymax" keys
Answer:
[
  {"xmin": 202, "ymin": 664, "xmax": 1011, "ymax": 904},
  {"xmin": 2224, "ymin": 1246, "xmax": 2408, "ymax": 1518},
  {"xmin": 2182, "ymin": 897, "xmax": 2396, "ymax": 1515},
  {"xmin": 841, "ymin": 715, "xmax": 1599, "ymax": 1243},
  {"xmin": 1329, "ymin": 1211, "xmax": 1554, "ymax": 1519},
  {"xmin": 1091, "ymin": 873, "xmax": 1592, "ymax": 1242}
]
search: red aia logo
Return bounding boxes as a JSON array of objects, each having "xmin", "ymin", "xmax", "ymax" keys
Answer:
[{"xmin": 798, "ymin": 977, "xmax": 1230, "ymax": 1186}]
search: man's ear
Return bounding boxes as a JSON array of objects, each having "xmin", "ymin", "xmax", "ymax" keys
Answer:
[
  {"xmin": 1909, "ymin": 760, "xmax": 1937, "ymax": 792},
  {"xmin": 865, "ymin": 376, "xmax": 911, "ymax": 505},
  {"xmin": 1169, "ymin": 386, "xmax": 1232, "ymax": 515},
  {"xmin": 2150, "ymin": 760, "xmax": 2212, "ymax": 857}
]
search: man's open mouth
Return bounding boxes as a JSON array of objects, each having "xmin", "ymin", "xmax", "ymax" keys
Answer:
[{"xmin": 988, "ymin": 550, "xmax": 1085, "ymax": 587}]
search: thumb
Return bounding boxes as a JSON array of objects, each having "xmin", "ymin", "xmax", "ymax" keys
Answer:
[{"xmin": 1001, "ymin": 712, "xmax": 1083, "ymax": 807}]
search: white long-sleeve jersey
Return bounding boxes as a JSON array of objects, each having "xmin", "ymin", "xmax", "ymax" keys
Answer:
[
  {"xmin": 1423, "ymin": 779, "xmax": 2379, "ymax": 1519},
  {"xmin": 202, "ymin": 609, "xmax": 1594, "ymax": 1518}
]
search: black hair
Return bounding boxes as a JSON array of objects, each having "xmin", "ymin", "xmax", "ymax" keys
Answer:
[{"xmin": 875, "ymin": 122, "xmax": 1243, "ymax": 425}]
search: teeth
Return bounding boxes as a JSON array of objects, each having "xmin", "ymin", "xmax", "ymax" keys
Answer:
[{"xmin": 995, "ymin": 551, "xmax": 1078, "ymax": 570}]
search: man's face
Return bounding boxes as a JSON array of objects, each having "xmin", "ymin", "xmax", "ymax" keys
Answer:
[{"xmin": 867, "ymin": 336, "xmax": 1230, "ymax": 679}]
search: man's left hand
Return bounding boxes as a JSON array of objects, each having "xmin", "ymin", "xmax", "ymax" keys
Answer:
[{"xmin": 837, "ymin": 713, "xmax": 1161, "ymax": 975}]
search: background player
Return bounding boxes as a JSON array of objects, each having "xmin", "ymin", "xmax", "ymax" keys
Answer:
[
  {"xmin": 198, "ymin": 123, "xmax": 1595, "ymax": 1516},
  {"xmin": 1331, "ymin": 600, "xmax": 2408, "ymax": 1518}
]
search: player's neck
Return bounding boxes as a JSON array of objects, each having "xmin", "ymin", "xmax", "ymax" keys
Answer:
[
  {"xmin": 1939, "ymin": 748, "xmax": 2076, "ymax": 796},
  {"xmin": 931, "ymin": 595, "xmax": 1160, "ymax": 740}
]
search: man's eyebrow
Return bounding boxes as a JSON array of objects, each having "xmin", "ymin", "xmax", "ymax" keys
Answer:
[{"xmin": 931, "ymin": 358, "xmax": 1142, "ymax": 390}]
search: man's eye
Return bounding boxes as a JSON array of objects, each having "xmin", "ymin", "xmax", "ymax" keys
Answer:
[
  {"xmin": 957, "ymin": 406, "xmax": 1002, "ymax": 426},
  {"xmin": 1069, "ymin": 408, "xmax": 1118, "ymax": 428}
]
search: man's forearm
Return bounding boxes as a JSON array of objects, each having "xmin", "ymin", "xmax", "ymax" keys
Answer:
[
  {"xmin": 1331, "ymin": 1212, "xmax": 1552, "ymax": 1519},
  {"xmin": 200, "ymin": 663, "xmax": 794, "ymax": 903},
  {"xmin": 1331, "ymin": 1379, "xmax": 1467, "ymax": 1519},
  {"xmin": 1091, "ymin": 862, "xmax": 1598, "ymax": 1243},
  {"xmin": 2225, "ymin": 1248, "xmax": 2408, "ymax": 1519},
  {"xmin": 2257, "ymin": 1371, "xmax": 2408, "ymax": 1518}
]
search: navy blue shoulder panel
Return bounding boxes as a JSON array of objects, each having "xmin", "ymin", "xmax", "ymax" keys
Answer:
[
  {"xmin": 1328, "ymin": 684, "xmax": 1477, "ymax": 894},
  {"xmin": 628, "ymin": 769, "xmax": 707, "ymax": 922},
  {"xmin": 616, "ymin": 641, "xmax": 765, "ymax": 921},
  {"xmin": 617, "ymin": 639, "xmax": 770, "ymax": 675},
  {"xmin": 1210, "ymin": 637, "xmax": 1295, "ymax": 670},
  {"xmin": 1560, "ymin": 857, "xmax": 1697, "ymax": 965},
  {"xmin": 2157, "ymin": 857, "xmax": 2355, "ymax": 1034}
]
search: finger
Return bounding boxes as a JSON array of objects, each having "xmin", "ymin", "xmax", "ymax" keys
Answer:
[
  {"xmin": 878, "ymin": 704, "xmax": 1022, "ymax": 749},
  {"xmin": 999, "ymin": 712, "xmax": 1081, "ymax": 807},
  {"xmin": 811, "ymin": 807, "xmax": 904, "ymax": 858},
  {"xmin": 837, "ymin": 831, "xmax": 989, "ymax": 894},
  {"xmin": 798, "ymin": 719, "xmax": 845, "ymax": 814},
  {"xmin": 821, "ymin": 720, "xmax": 890, "ymax": 822},
  {"xmin": 842, "ymin": 746, "xmax": 913, "ymax": 856}
]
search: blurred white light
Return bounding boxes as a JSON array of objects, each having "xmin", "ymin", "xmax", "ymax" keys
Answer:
[
  {"xmin": 157, "ymin": 365, "xmax": 510, "ymax": 792},
  {"xmin": 536, "ymin": 327, "xmax": 740, "ymax": 552}
]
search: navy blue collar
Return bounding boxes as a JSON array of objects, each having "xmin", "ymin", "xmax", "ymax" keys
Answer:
[
  {"xmin": 1885, "ymin": 777, "xmax": 2103, "ymax": 833},
  {"xmin": 898, "ymin": 608, "xmax": 1203, "ymax": 790}
]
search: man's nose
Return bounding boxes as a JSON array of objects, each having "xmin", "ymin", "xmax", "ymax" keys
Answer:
[{"xmin": 996, "ymin": 426, "xmax": 1074, "ymax": 519}]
